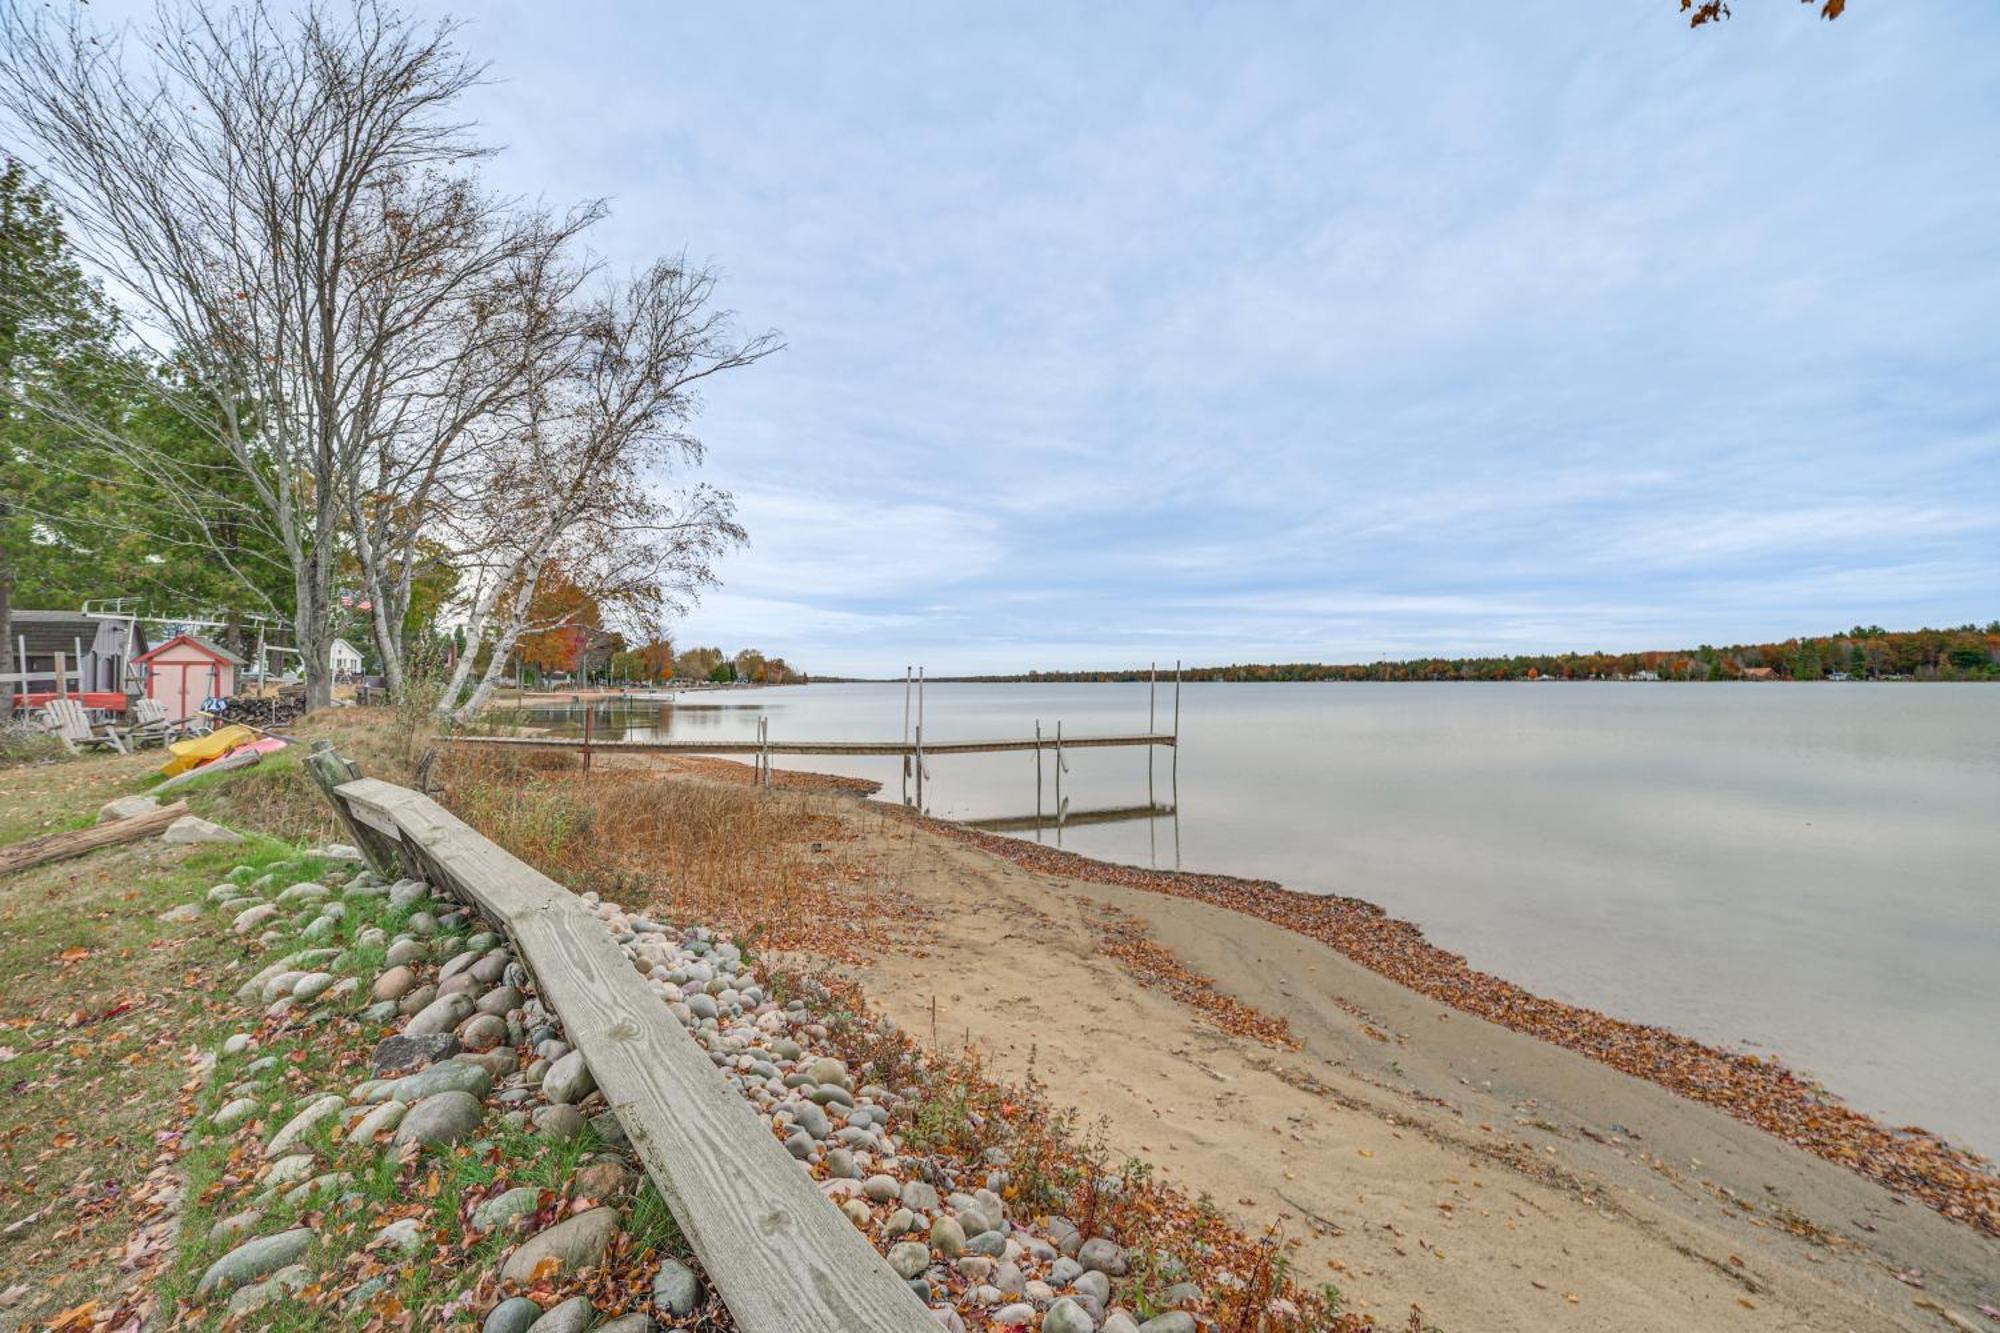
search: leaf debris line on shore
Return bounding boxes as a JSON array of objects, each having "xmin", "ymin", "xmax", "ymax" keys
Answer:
[{"xmin": 888, "ymin": 807, "xmax": 2000, "ymax": 1237}]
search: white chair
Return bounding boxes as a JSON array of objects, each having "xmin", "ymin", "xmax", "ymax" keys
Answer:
[{"xmin": 40, "ymin": 698, "xmax": 127, "ymax": 755}]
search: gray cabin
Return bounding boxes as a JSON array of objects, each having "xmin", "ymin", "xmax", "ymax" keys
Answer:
[{"xmin": 7, "ymin": 610, "xmax": 152, "ymax": 699}]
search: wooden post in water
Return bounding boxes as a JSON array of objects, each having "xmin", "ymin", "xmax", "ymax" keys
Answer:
[
  {"xmin": 1054, "ymin": 720, "xmax": 1065, "ymax": 834},
  {"xmin": 582, "ymin": 704, "xmax": 594, "ymax": 775},
  {"xmin": 1148, "ymin": 661, "xmax": 1157, "ymax": 807},
  {"xmin": 1034, "ymin": 721, "xmax": 1043, "ymax": 835},
  {"xmin": 901, "ymin": 667, "xmax": 912, "ymax": 806},
  {"xmin": 915, "ymin": 667, "xmax": 926, "ymax": 811},
  {"xmin": 1172, "ymin": 659, "xmax": 1181, "ymax": 796}
]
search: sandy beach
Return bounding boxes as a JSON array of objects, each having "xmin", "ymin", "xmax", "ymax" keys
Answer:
[{"xmin": 815, "ymin": 795, "xmax": 1999, "ymax": 1332}]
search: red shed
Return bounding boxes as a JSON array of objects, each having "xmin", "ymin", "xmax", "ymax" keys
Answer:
[{"xmin": 135, "ymin": 634, "xmax": 245, "ymax": 723}]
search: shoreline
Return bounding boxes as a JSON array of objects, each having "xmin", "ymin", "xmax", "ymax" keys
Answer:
[
  {"xmin": 464, "ymin": 724, "xmax": 1996, "ymax": 1236},
  {"xmin": 868, "ymin": 798, "xmax": 1997, "ymax": 1237}
]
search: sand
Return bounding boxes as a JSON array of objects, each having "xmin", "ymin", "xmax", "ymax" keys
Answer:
[{"xmin": 833, "ymin": 802, "xmax": 1998, "ymax": 1332}]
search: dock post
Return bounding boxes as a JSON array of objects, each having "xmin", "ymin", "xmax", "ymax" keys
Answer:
[
  {"xmin": 914, "ymin": 723, "xmax": 924, "ymax": 811},
  {"xmin": 582, "ymin": 703, "xmax": 593, "ymax": 775},
  {"xmin": 1172, "ymin": 659, "xmax": 1181, "ymax": 796},
  {"xmin": 1054, "ymin": 720, "xmax": 1065, "ymax": 834},
  {"xmin": 1034, "ymin": 721, "xmax": 1043, "ymax": 835},
  {"xmin": 901, "ymin": 667, "xmax": 912, "ymax": 805},
  {"xmin": 1148, "ymin": 661, "xmax": 1157, "ymax": 807}
]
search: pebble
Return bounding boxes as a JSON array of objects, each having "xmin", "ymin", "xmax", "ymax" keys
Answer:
[
  {"xmin": 483, "ymin": 1297, "xmax": 543, "ymax": 1333},
  {"xmin": 372, "ymin": 1032, "xmax": 460, "ymax": 1075},
  {"xmin": 196, "ymin": 1228, "xmax": 313, "ymax": 1294},
  {"xmin": 1045, "ymin": 1299, "xmax": 1096, "ymax": 1333},
  {"xmin": 266, "ymin": 1094, "xmax": 345, "ymax": 1156},
  {"xmin": 500, "ymin": 1207, "xmax": 621, "ymax": 1283},
  {"xmin": 345, "ymin": 1100, "xmax": 408, "ymax": 1144},
  {"xmin": 1137, "ymin": 1316, "xmax": 1195, "ymax": 1333},
  {"xmin": 541, "ymin": 1050, "xmax": 596, "ymax": 1104},
  {"xmin": 373, "ymin": 1217, "xmax": 424, "ymax": 1253},
  {"xmin": 391, "ymin": 1060, "xmax": 491, "ymax": 1103},
  {"xmin": 405, "ymin": 992, "xmax": 475, "ymax": 1036},
  {"xmin": 372, "ymin": 966, "xmax": 418, "ymax": 1001},
  {"xmin": 472, "ymin": 1186, "xmax": 542, "ymax": 1231},
  {"xmin": 525, "ymin": 1295, "xmax": 594, "ymax": 1333},
  {"xmin": 213, "ymin": 1097, "xmax": 259, "ymax": 1131},
  {"xmin": 596, "ymin": 1317, "xmax": 655, "ymax": 1333},
  {"xmin": 652, "ymin": 1255, "xmax": 703, "ymax": 1315},
  {"xmin": 1079, "ymin": 1237, "xmax": 1129, "ymax": 1276},
  {"xmin": 392, "ymin": 1090, "xmax": 485, "ymax": 1146},
  {"xmin": 532, "ymin": 1104, "xmax": 585, "ymax": 1140},
  {"xmin": 458, "ymin": 1012, "xmax": 508, "ymax": 1051},
  {"xmin": 888, "ymin": 1240, "xmax": 931, "ymax": 1279}
]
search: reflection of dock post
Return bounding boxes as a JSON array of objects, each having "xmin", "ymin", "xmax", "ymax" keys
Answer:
[{"xmin": 1171, "ymin": 659, "xmax": 1181, "ymax": 799}]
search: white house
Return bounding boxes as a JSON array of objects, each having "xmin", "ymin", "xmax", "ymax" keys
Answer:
[{"xmin": 329, "ymin": 637, "xmax": 365, "ymax": 677}]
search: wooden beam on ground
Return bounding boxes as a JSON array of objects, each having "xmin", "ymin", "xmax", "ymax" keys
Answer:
[
  {"xmin": 0, "ymin": 801, "xmax": 190, "ymax": 877},
  {"xmin": 331, "ymin": 776, "xmax": 936, "ymax": 1333}
]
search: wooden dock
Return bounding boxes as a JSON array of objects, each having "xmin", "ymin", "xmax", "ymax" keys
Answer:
[{"xmin": 448, "ymin": 731, "xmax": 1175, "ymax": 757}]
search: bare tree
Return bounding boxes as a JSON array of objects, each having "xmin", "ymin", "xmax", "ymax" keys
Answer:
[
  {"xmin": 0, "ymin": 0, "xmax": 513, "ymax": 706},
  {"xmin": 435, "ymin": 258, "xmax": 776, "ymax": 721}
]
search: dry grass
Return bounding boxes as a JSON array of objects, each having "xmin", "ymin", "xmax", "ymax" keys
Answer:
[{"xmin": 434, "ymin": 748, "xmax": 921, "ymax": 960}]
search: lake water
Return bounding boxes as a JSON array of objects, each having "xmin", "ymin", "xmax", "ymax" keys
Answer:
[{"xmin": 520, "ymin": 681, "xmax": 1999, "ymax": 1157}]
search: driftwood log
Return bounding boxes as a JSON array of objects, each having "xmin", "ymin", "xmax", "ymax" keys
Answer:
[{"xmin": 0, "ymin": 800, "xmax": 190, "ymax": 877}]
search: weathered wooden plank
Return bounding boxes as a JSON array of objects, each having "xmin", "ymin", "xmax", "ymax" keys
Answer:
[
  {"xmin": 334, "ymin": 777, "xmax": 936, "ymax": 1333},
  {"xmin": 449, "ymin": 732, "xmax": 1175, "ymax": 757},
  {"xmin": 0, "ymin": 800, "xmax": 190, "ymax": 876}
]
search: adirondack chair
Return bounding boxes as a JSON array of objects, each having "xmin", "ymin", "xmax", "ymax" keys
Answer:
[
  {"xmin": 40, "ymin": 698, "xmax": 128, "ymax": 755},
  {"xmin": 113, "ymin": 697, "xmax": 178, "ymax": 749}
]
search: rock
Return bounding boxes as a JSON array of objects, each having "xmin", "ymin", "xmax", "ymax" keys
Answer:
[
  {"xmin": 385, "ymin": 937, "xmax": 427, "ymax": 968},
  {"xmin": 164, "ymin": 814, "xmax": 241, "ymax": 845},
  {"xmin": 572, "ymin": 1158, "xmax": 630, "ymax": 1201},
  {"xmin": 931, "ymin": 1215, "xmax": 966, "ymax": 1258},
  {"xmin": 346, "ymin": 1100, "xmax": 408, "ymax": 1144},
  {"xmin": 391, "ymin": 1060, "xmax": 491, "ymax": 1103},
  {"xmin": 808, "ymin": 1056, "xmax": 850, "ymax": 1088},
  {"xmin": 457, "ymin": 1012, "xmax": 508, "ymax": 1051},
  {"xmin": 226, "ymin": 1262, "xmax": 311, "ymax": 1315},
  {"xmin": 472, "ymin": 1185, "xmax": 543, "ymax": 1231},
  {"xmin": 196, "ymin": 1227, "xmax": 313, "ymax": 1294},
  {"xmin": 525, "ymin": 1295, "xmax": 595, "ymax": 1333},
  {"xmin": 1137, "ymin": 1316, "xmax": 1196, "ymax": 1333},
  {"xmin": 590, "ymin": 1110, "xmax": 629, "ymax": 1150},
  {"xmin": 276, "ymin": 881, "xmax": 330, "ymax": 905},
  {"xmin": 213, "ymin": 1097, "xmax": 259, "ymax": 1131},
  {"xmin": 596, "ymin": 1317, "xmax": 656, "ymax": 1333},
  {"xmin": 991, "ymin": 1304, "xmax": 1035, "ymax": 1328},
  {"xmin": 1078, "ymin": 1237, "xmax": 1129, "ymax": 1276},
  {"xmin": 791, "ymin": 1101, "xmax": 831, "ymax": 1140},
  {"xmin": 542, "ymin": 1050, "xmax": 595, "ymax": 1105},
  {"xmin": 966, "ymin": 1230, "xmax": 1007, "ymax": 1258},
  {"xmin": 267, "ymin": 1094, "xmax": 345, "ymax": 1156},
  {"xmin": 157, "ymin": 902, "xmax": 203, "ymax": 924},
  {"xmin": 373, "ymin": 1032, "xmax": 460, "ymax": 1075},
  {"xmin": 1045, "ymin": 1299, "xmax": 1096, "ymax": 1333},
  {"xmin": 315, "ymin": 842, "xmax": 363, "ymax": 861},
  {"xmin": 208, "ymin": 1209, "xmax": 263, "ymax": 1243},
  {"xmin": 405, "ymin": 992, "xmax": 475, "ymax": 1037},
  {"xmin": 393, "ymin": 1090, "xmax": 484, "ymax": 1146},
  {"xmin": 290, "ymin": 972, "xmax": 337, "ymax": 1002},
  {"xmin": 263, "ymin": 1153, "xmax": 317, "ymax": 1188},
  {"xmin": 903, "ymin": 1180, "xmax": 941, "ymax": 1212},
  {"xmin": 863, "ymin": 1173, "xmax": 901, "ymax": 1203},
  {"xmin": 372, "ymin": 966, "xmax": 418, "ymax": 1001},
  {"xmin": 825, "ymin": 1148, "xmax": 858, "ymax": 1179},
  {"xmin": 1102, "ymin": 1316, "xmax": 1142, "ymax": 1333},
  {"xmin": 483, "ymin": 1297, "xmax": 543, "ymax": 1333},
  {"xmin": 887, "ymin": 1240, "xmax": 931, "ymax": 1280},
  {"xmin": 233, "ymin": 903, "xmax": 280, "ymax": 933},
  {"xmin": 99, "ymin": 794, "xmax": 160, "ymax": 822},
  {"xmin": 475, "ymin": 985, "xmax": 523, "ymax": 1016},
  {"xmin": 459, "ymin": 1047, "xmax": 519, "ymax": 1078},
  {"xmin": 531, "ymin": 1104, "xmax": 585, "ymax": 1140},
  {"xmin": 652, "ymin": 1255, "xmax": 703, "ymax": 1315},
  {"xmin": 500, "ymin": 1207, "xmax": 621, "ymax": 1283},
  {"xmin": 373, "ymin": 1217, "xmax": 424, "ymax": 1253}
]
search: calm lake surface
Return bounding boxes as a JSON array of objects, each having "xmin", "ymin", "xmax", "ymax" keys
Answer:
[{"xmin": 522, "ymin": 681, "xmax": 1999, "ymax": 1157}]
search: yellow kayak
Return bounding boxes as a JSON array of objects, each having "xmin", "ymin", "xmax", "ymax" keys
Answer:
[{"xmin": 160, "ymin": 724, "xmax": 258, "ymax": 777}]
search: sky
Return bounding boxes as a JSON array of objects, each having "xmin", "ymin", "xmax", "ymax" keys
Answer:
[{"xmin": 95, "ymin": 1, "xmax": 2000, "ymax": 676}]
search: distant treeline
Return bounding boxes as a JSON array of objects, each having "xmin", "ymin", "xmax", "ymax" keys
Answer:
[{"xmin": 933, "ymin": 623, "xmax": 2000, "ymax": 684}]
